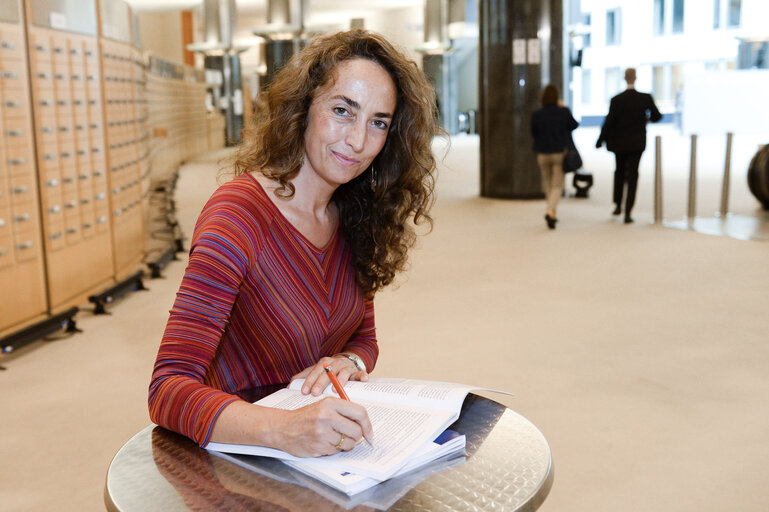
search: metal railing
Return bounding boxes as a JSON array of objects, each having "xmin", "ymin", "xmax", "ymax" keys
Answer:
[{"xmin": 653, "ymin": 132, "xmax": 735, "ymax": 225}]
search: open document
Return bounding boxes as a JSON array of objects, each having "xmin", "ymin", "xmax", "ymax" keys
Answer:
[
  {"xmin": 206, "ymin": 378, "xmax": 513, "ymax": 484},
  {"xmin": 213, "ymin": 429, "xmax": 465, "ymax": 498}
]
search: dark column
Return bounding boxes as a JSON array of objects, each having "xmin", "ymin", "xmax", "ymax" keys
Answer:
[
  {"xmin": 257, "ymin": 0, "xmax": 307, "ymax": 90},
  {"xmin": 223, "ymin": 53, "xmax": 243, "ymax": 145},
  {"xmin": 204, "ymin": 54, "xmax": 244, "ymax": 145},
  {"xmin": 263, "ymin": 38, "xmax": 303, "ymax": 90},
  {"xmin": 199, "ymin": 0, "xmax": 243, "ymax": 145},
  {"xmin": 479, "ymin": 0, "xmax": 563, "ymax": 198}
]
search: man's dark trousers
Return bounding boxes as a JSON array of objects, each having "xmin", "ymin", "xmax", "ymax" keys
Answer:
[{"xmin": 613, "ymin": 150, "xmax": 643, "ymax": 214}]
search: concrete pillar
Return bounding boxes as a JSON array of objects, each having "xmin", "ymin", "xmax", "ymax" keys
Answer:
[{"xmin": 479, "ymin": 0, "xmax": 563, "ymax": 198}]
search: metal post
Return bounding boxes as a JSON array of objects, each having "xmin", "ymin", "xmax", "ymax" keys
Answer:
[
  {"xmin": 654, "ymin": 135, "xmax": 663, "ymax": 224},
  {"xmin": 687, "ymin": 134, "xmax": 697, "ymax": 223},
  {"xmin": 720, "ymin": 132, "xmax": 733, "ymax": 217},
  {"xmin": 222, "ymin": 54, "xmax": 233, "ymax": 143}
]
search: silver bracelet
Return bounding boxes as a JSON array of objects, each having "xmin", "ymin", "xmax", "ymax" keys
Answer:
[{"xmin": 339, "ymin": 352, "xmax": 366, "ymax": 372}]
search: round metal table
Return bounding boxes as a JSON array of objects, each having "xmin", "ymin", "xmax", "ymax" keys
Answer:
[{"xmin": 105, "ymin": 394, "xmax": 553, "ymax": 511}]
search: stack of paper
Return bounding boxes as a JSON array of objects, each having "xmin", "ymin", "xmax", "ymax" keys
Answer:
[
  {"xmin": 284, "ymin": 428, "xmax": 465, "ymax": 495},
  {"xmin": 206, "ymin": 378, "xmax": 512, "ymax": 495},
  {"xmin": 214, "ymin": 428, "xmax": 464, "ymax": 498}
]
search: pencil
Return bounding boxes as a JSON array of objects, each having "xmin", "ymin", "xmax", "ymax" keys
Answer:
[
  {"xmin": 323, "ymin": 363, "xmax": 350, "ymax": 400},
  {"xmin": 323, "ymin": 363, "xmax": 373, "ymax": 447}
]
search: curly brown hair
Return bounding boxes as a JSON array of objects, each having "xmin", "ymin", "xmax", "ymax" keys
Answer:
[{"xmin": 229, "ymin": 29, "xmax": 440, "ymax": 297}]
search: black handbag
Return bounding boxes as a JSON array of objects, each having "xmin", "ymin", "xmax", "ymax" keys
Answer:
[{"xmin": 563, "ymin": 135, "xmax": 582, "ymax": 173}]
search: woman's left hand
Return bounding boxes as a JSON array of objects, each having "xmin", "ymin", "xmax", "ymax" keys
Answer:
[{"xmin": 291, "ymin": 355, "xmax": 369, "ymax": 396}]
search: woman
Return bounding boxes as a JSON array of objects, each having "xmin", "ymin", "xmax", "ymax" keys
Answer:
[
  {"xmin": 530, "ymin": 84, "xmax": 579, "ymax": 229},
  {"xmin": 148, "ymin": 30, "xmax": 439, "ymax": 457}
]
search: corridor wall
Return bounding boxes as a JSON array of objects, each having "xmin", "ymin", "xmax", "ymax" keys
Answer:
[{"xmin": 0, "ymin": 0, "xmax": 224, "ymax": 338}]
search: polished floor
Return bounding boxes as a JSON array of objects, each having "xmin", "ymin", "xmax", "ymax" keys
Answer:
[{"xmin": 2, "ymin": 127, "xmax": 769, "ymax": 511}]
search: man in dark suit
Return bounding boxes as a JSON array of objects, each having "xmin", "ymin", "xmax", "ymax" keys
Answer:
[{"xmin": 596, "ymin": 68, "xmax": 662, "ymax": 223}]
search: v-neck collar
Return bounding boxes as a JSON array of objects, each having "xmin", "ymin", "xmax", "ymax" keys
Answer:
[{"xmin": 246, "ymin": 172, "xmax": 340, "ymax": 254}]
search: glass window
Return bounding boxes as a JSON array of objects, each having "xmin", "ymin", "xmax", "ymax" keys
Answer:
[
  {"xmin": 605, "ymin": 67, "xmax": 621, "ymax": 101},
  {"xmin": 652, "ymin": 65, "xmax": 667, "ymax": 101},
  {"xmin": 606, "ymin": 9, "xmax": 621, "ymax": 46},
  {"xmin": 740, "ymin": 41, "xmax": 769, "ymax": 69},
  {"xmin": 727, "ymin": 0, "xmax": 741, "ymax": 27},
  {"xmin": 654, "ymin": 0, "xmax": 665, "ymax": 36},
  {"xmin": 672, "ymin": 0, "xmax": 684, "ymax": 34},
  {"xmin": 583, "ymin": 13, "xmax": 591, "ymax": 48},
  {"xmin": 581, "ymin": 69, "xmax": 592, "ymax": 104},
  {"xmin": 671, "ymin": 64, "xmax": 683, "ymax": 99},
  {"xmin": 759, "ymin": 43, "xmax": 769, "ymax": 69},
  {"xmin": 713, "ymin": 0, "xmax": 721, "ymax": 29}
]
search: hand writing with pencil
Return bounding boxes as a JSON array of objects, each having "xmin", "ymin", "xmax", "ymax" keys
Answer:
[
  {"xmin": 270, "ymin": 391, "xmax": 374, "ymax": 456},
  {"xmin": 209, "ymin": 354, "xmax": 374, "ymax": 458},
  {"xmin": 272, "ymin": 353, "xmax": 373, "ymax": 455}
]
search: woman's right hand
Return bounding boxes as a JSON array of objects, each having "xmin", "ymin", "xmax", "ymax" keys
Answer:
[{"xmin": 271, "ymin": 397, "xmax": 374, "ymax": 458}]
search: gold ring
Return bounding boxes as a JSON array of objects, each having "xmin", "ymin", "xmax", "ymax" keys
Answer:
[{"xmin": 335, "ymin": 433, "xmax": 346, "ymax": 450}]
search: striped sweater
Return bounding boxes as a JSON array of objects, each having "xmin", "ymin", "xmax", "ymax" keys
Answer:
[{"xmin": 148, "ymin": 173, "xmax": 378, "ymax": 446}]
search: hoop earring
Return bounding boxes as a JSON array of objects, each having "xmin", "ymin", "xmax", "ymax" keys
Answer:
[{"xmin": 370, "ymin": 165, "xmax": 376, "ymax": 192}]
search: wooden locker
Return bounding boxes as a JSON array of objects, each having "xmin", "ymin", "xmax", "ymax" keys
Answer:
[
  {"xmin": 100, "ymin": 37, "xmax": 145, "ymax": 277},
  {"xmin": 0, "ymin": 19, "xmax": 47, "ymax": 334},
  {"xmin": 26, "ymin": 25, "xmax": 114, "ymax": 311}
]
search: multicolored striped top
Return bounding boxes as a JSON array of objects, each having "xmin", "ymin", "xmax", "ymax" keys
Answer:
[{"xmin": 148, "ymin": 173, "xmax": 378, "ymax": 446}]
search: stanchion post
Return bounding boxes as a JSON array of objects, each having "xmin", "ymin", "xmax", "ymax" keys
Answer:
[
  {"xmin": 687, "ymin": 134, "xmax": 697, "ymax": 223},
  {"xmin": 654, "ymin": 135, "xmax": 663, "ymax": 224},
  {"xmin": 720, "ymin": 132, "xmax": 733, "ymax": 217}
]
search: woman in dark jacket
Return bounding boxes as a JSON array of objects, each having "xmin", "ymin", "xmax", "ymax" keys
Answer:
[{"xmin": 530, "ymin": 84, "xmax": 579, "ymax": 229}]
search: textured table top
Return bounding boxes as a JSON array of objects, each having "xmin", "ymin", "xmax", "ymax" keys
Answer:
[{"xmin": 105, "ymin": 394, "xmax": 553, "ymax": 511}]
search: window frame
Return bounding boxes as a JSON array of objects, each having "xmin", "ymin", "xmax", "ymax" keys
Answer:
[{"xmin": 606, "ymin": 8, "xmax": 621, "ymax": 46}]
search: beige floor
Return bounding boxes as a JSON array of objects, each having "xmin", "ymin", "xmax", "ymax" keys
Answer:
[{"xmin": 2, "ymin": 128, "xmax": 769, "ymax": 512}]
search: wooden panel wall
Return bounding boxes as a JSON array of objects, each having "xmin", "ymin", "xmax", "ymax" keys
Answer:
[
  {"xmin": 1, "ymin": 0, "xmax": 225, "ymax": 337},
  {"xmin": 145, "ymin": 66, "xmax": 224, "ymax": 185},
  {"xmin": 100, "ymin": 38, "xmax": 144, "ymax": 278},
  {"xmin": 0, "ymin": 20, "xmax": 48, "ymax": 332},
  {"xmin": 27, "ymin": 26, "xmax": 115, "ymax": 311}
]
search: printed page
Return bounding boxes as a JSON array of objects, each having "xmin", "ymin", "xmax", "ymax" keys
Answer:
[
  {"xmin": 208, "ymin": 388, "xmax": 458, "ymax": 480},
  {"xmin": 294, "ymin": 397, "xmax": 454, "ymax": 480},
  {"xmin": 289, "ymin": 377, "xmax": 513, "ymax": 413},
  {"xmin": 285, "ymin": 432, "xmax": 465, "ymax": 496},
  {"xmin": 206, "ymin": 390, "xmax": 329, "ymax": 461},
  {"xmin": 389, "ymin": 432, "xmax": 464, "ymax": 476},
  {"xmin": 285, "ymin": 461, "xmax": 378, "ymax": 496}
]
